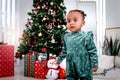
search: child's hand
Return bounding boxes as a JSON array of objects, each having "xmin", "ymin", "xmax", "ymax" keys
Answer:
[{"xmin": 92, "ymin": 68, "xmax": 98, "ymax": 72}]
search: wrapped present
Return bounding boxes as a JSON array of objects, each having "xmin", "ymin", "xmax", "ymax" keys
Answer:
[
  {"xmin": 24, "ymin": 54, "xmax": 28, "ymax": 77},
  {"xmin": 34, "ymin": 61, "xmax": 47, "ymax": 79},
  {"xmin": 0, "ymin": 45, "xmax": 14, "ymax": 77},
  {"xmin": 24, "ymin": 53, "xmax": 36, "ymax": 77},
  {"xmin": 38, "ymin": 53, "xmax": 47, "ymax": 61},
  {"xmin": 30, "ymin": 55, "xmax": 36, "ymax": 77}
]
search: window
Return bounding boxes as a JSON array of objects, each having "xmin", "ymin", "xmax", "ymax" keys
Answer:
[{"xmin": 0, "ymin": 0, "xmax": 15, "ymax": 44}]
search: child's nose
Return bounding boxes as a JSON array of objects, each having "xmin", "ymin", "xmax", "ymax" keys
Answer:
[{"xmin": 70, "ymin": 21, "xmax": 74, "ymax": 24}]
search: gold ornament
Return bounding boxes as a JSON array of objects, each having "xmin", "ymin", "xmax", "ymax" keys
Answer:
[
  {"xmin": 50, "ymin": 2, "xmax": 53, "ymax": 6},
  {"xmin": 53, "ymin": 11, "xmax": 56, "ymax": 16},
  {"xmin": 37, "ymin": 6, "xmax": 40, "ymax": 9},
  {"xmin": 35, "ymin": 23, "xmax": 38, "ymax": 26},
  {"xmin": 58, "ymin": 25, "xmax": 61, "ymax": 28},
  {"xmin": 47, "ymin": 30, "xmax": 50, "ymax": 32},
  {"xmin": 44, "ymin": 42, "xmax": 47, "ymax": 46},
  {"xmin": 38, "ymin": 32, "xmax": 42, "ymax": 37},
  {"xmin": 32, "ymin": 32, "xmax": 35, "ymax": 35},
  {"xmin": 43, "ymin": 17, "xmax": 46, "ymax": 21}
]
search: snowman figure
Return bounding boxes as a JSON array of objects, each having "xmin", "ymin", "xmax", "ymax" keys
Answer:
[{"xmin": 45, "ymin": 54, "xmax": 59, "ymax": 79}]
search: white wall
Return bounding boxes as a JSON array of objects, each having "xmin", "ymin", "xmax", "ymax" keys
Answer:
[
  {"xmin": 15, "ymin": 0, "xmax": 33, "ymax": 35},
  {"xmin": 106, "ymin": 0, "xmax": 120, "ymax": 28},
  {"xmin": 64, "ymin": 0, "xmax": 77, "ymax": 13}
]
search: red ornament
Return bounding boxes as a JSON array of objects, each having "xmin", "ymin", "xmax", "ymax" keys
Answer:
[
  {"xmin": 27, "ymin": 21, "xmax": 31, "ymax": 25},
  {"xmin": 46, "ymin": 17, "xmax": 49, "ymax": 21},
  {"xmin": 60, "ymin": 20, "xmax": 62, "ymax": 24},
  {"xmin": 33, "ymin": 40, "xmax": 37, "ymax": 45},
  {"xmin": 15, "ymin": 52, "xmax": 20, "ymax": 58},
  {"xmin": 61, "ymin": 41, "xmax": 64, "ymax": 44},
  {"xmin": 54, "ymin": 6, "xmax": 57, "ymax": 10},
  {"xmin": 27, "ymin": 40, "xmax": 31, "ymax": 45},
  {"xmin": 42, "ymin": 48, "xmax": 47, "ymax": 53},
  {"xmin": 23, "ymin": 33, "xmax": 28, "ymax": 37},
  {"xmin": 40, "ymin": 0, "xmax": 43, "ymax": 2},
  {"xmin": 34, "ymin": 8, "xmax": 38, "ymax": 14}
]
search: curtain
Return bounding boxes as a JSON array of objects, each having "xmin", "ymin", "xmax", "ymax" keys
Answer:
[{"xmin": 0, "ymin": 0, "xmax": 20, "ymax": 54}]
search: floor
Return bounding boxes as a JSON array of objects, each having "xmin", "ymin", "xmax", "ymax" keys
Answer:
[{"xmin": 0, "ymin": 59, "xmax": 120, "ymax": 80}]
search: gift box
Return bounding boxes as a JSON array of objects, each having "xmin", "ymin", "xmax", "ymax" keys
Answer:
[
  {"xmin": 30, "ymin": 55, "xmax": 36, "ymax": 77},
  {"xmin": 0, "ymin": 45, "xmax": 14, "ymax": 77},
  {"xmin": 24, "ymin": 54, "xmax": 28, "ymax": 77},
  {"xmin": 34, "ymin": 61, "xmax": 47, "ymax": 79},
  {"xmin": 24, "ymin": 53, "xmax": 36, "ymax": 77}
]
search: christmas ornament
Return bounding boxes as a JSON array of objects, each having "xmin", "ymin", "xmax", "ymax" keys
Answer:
[
  {"xmin": 43, "ymin": 5, "xmax": 47, "ymax": 9},
  {"xmin": 47, "ymin": 30, "xmax": 50, "ymax": 32},
  {"xmin": 52, "ymin": 18, "xmax": 56, "ymax": 26},
  {"xmin": 50, "ymin": 10, "xmax": 53, "ymax": 15},
  {"xmin": 42, "ymin": 48, "xmax": 47, "ymax": 53},
  {"xmin": 61, "ymin": 41, "xmax": 64, "ymax": 45},
  {"xmin": 35, "ymin": 23, "xmax": 38, "ymax": 26},
  {"xmin": 40, "ymin": 0, "xmax": 43, "ymax": 2},
  {"xmin": 23, "ymin": 33, "xmax": 28, "ymax": 37},
  {"xmin": 48, "ymin": 9, "xmax": 51, "ymax": 15},
  {"xmin": 46, "ymin": 17, "xmax": 49, "ymax": 21},
  {"xmin": 51, "ymin": 35, "xmax": 55, "ymax": 43},
  {"xmin": 46, "ymin": 24, "xmax": 52, "ymax": 29},
  {"xmin": 38, "ymin": 32, "xmax": 42, "ymax": 37},
  {"xmin": 50, "ymin": 2, "xmax": 53, "ymax": 6},
  {"xmin": 39, "ymin": 25, "xmax": 42, "ymax": 28},
  {"xmin": 37, "ymin": 6, "xmax": 40, "ymax": 9},
  {"xmin": 60, "ymin": 20, "xmax": 62, "ymax": 24},
  {"xmin": 34, "ymin": 8, "xmax": 38, "ymax": 14},
  {"xmin": 43, "ymin": 17, "xmax": 46, "ymax": 21},
  {"xmin": 53, "ymin": 11, "xmax": 56, "ymax": 16},
  {"xmin": 33, "ymin": 40, "xmax": 37, "ymax": 45},
  {"xmin": 57, "ymin": 25, "xmax": 61, "ymax": 28},
  {"xmin": 15, "ymin": 52, "xmax": 20, "ymax": 58},
  {"xmin": 54, "ymin": 6, "xmax": 57, "ymax": 10},
  {"xmin": 45, "ymin": 7, "xmax": 48, "ymax": 10},
  {"xmin": 32, "ymin": 32, "xmax": 35, "ymax": 35},
  {"xmin": 27, "ymin": 21, "xmax": 31, "ymax": 25},
  {"xmin": 44, "ymin": 42, "xmax": 47, "ymax": 46},
  {"xmin": 27, "ymin": 40, "xmax": 31, "ymax": 45}
]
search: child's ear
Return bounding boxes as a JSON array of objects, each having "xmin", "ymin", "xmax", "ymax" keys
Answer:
[{"xmin": 82, "ymin": 21, "xmax": 85, "ymax": 26}]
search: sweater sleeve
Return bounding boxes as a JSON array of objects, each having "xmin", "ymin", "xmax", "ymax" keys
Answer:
[
  {"xmin": 86, "ymin": 31, "xmax": 98, "ymax": 68},
  {"xmin": 57, "ymin": 35, "xmax": 67, "ymax": 63}
]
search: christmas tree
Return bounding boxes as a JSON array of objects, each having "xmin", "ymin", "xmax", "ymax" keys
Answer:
[{"xmin": 16, "ymin": 0, "xmax": 66, "ymax": 59}]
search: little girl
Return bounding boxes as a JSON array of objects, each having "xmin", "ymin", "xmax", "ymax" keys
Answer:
[{"xmin": 57, "ymin": 9, "xmax": 98, "ymax": 80}]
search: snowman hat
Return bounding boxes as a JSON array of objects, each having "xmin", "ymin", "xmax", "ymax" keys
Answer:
[{"xmin": 49, "ymin": 54, "xmax": 55, "ymax": 59}]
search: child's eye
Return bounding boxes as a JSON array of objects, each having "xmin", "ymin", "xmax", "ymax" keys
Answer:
[{"xmin": 74, "ymin": 19, "xmax": 77, "ymax": 22}]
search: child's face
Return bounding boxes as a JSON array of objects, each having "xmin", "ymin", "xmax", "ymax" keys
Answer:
[{"xmin": 67, "ymin": 11, "xmax": 85, "ymax": 32}]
